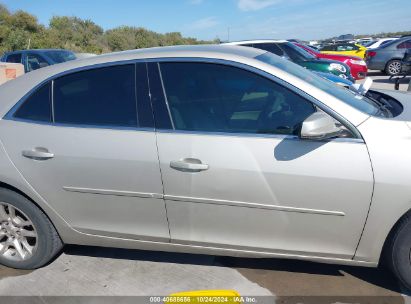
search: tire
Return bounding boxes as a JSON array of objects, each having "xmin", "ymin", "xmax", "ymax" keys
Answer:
[
  {"xmin": 385, "ymin": 60, "xmax": 402, "ymax": 76},
  {"xmin": 385, "ymin": 213, "xmax": 411, "ymax": 291},
  {"xmin": 0, "ymin": 188, "xmax": 63, "ymax": 269}
]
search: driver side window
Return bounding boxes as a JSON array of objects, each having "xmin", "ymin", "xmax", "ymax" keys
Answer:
[
  {"xmin": 27, "ymin": 53, "xmax": 49, "ymax": 72},
  {"xmin": 159, "ymin": 62, "xmax": 315, "ymax": 135}
]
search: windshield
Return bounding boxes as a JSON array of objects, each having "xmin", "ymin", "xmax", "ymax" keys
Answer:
[
  {"xmin": 256, "ymin": 52, "xmax": 381, "ymax": 116},
  {"xmin": 45, "ymin": 50, "xmax": 76, "ymax": 63},
  {"xmin": 280, "ymin": 42, "xmax": 316, "ymax": 62}
]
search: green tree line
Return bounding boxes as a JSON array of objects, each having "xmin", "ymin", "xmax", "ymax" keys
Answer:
[{"xmin": 0, "ymin": 4, "xmax": 218, "ymax": 54}]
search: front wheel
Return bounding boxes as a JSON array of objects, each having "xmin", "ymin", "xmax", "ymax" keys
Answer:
[
  {"xmin": 385, "ymin": 215, "xmax": 411, "ymax": 291},
  {"xmin": 0, "ymin": 188, "xmax": 63, "ymax": 269},
  {"xmin": 385, "ymin": 60, "xmax": 402, "ymax": 76}
]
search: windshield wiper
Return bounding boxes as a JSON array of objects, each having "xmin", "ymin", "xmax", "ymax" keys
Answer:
[{"xmin": 366, "ymin": 95, "xmax": 393, "ymax": 118}]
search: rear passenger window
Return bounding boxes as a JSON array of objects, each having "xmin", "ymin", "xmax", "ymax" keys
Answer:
[
  {"xmin": 253, "ymin": 43, "xmax": 284, "ymax": 56},
  {"xmin": 160, "ymin": 62, "xmax": 315, "ymax": 135},
  {"xmin": 53, "ymin": 65, "xmax": 137, "ymax": 127},
  {"xmin": 6, "ymin": 53, "xmax": 22, "ymax": 63},
  {"xmin": 14, "ymin": 83, "xmax": 51, "ymax": 122},
  {"xmin": 398, "ymin": 40, "xmax": 411, "ymax": 49}
]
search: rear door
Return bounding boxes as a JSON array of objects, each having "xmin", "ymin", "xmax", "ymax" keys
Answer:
[
  {"xmin": 150, "ymin": 60, "xmax": 374, "ymax": 258},
  {"xmin": 0, "ymin": 62, "xmax": 170, "ymax": 241}
]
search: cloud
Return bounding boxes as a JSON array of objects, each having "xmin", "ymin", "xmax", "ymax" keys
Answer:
[
  {"xmin": 190, "ymin": 17, "xmax": 219, "ymax": 30},
  {"xmin": 188, "ymin": 0, "xmax": 204, "ymax": 4},
  {"xmin": 237, "ymin": 0, "xmax": 281, "ymax": 11}
]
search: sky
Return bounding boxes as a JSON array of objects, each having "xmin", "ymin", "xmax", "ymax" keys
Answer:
[{"xmin": 2, "ymin": 0, "xmax": 411, "ymax": 41}]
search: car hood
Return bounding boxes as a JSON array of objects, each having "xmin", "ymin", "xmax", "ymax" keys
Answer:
[
  {"xmin": 373, "ymin": 89, "xmax": 411, "ymax": 122},
  {"xmin": 307, "ymin": 58, "xmax": 336, "ymax": 64},
  {"xmin": 313, "ymin": 71, "xmax": 353, "ymax": 86},
  {"xmin": 319, "ymin": 54, "xmax": 362, "ymax": 61}
]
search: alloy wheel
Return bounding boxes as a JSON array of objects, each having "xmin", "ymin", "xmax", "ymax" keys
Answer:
[
  {"xmin": 388, "ymin": 61, "xmax": 401, "ymax": 75},
  {"xmin": 0, "ymin": 202, "xmax": 37, "ymax": 261}
]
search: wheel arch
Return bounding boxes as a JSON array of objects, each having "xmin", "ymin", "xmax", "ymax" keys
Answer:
[
  {"xmin": 380, "ymin": 207, "xmax": 411, "ymax": 265},
  {"xmin": 0, "ymin": 180, "xmax": 70, "ymax": 242},
  {"xmin": 385, "ymin": 58, "xmax": 403, "ymax": 68}
]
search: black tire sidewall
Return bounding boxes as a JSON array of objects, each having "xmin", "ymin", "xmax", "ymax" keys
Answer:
[
  {"xmin": 0, "ymin": 189, "xmax": 55, "ymax": 269},
  {"xmin": 390, "ymin": 217, "xmax": 411, "ymax": 290}
]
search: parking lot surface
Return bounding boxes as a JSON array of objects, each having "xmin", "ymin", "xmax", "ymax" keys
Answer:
[
  {"xmin": 0, "ymin": 72, "xmax": 410, "ymax": 303},
  {"xmin": 0, "ymin": 245, "xmax": 408, "ymax": 303},
  {"xmin": 361, "ymin": 70, "xmax": 411, "ymax": 91}
]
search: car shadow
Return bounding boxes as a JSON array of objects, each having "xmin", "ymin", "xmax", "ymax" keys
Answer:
[
  {"xmin": 64, "ymin": 245, "xmax": 404, "ymax": 297},
  {"xmin": 367, "ymin": 70, "xmax": 386, "ymax": 77},
  {"xmin": 372, "ymin": 76, "xmax": 410, "ymax": 85}
]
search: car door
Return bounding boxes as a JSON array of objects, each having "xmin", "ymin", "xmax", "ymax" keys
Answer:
[
  {"xmin": 25, "ymin": 53, "xmax": 50, "ymax": 72},
  {"xmin": 150, "ymin": 60, "xmax": 374, "ymax": 259},
  {"xmin": 0, "ymin": 62, "xmax": 170, "ymax": 241}
]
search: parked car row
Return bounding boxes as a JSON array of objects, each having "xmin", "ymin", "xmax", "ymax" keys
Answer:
[
  {"xmin": 295, "ymin": 43, "xmax": 367, "ymax": 80},
  {"xmin": 2, "ymin": 36, "xmax": 410, "ymax": 83},
  {"xmin": 312, "ymin": 37, "xmax": 411, "ymax": 76},
  {"xmin": 224, "ymin": 40, "xmax": 355, "ymax": 85},
  {"xmin": 0, "ymin": 49, "xmax": 77, "ymax": 73}
]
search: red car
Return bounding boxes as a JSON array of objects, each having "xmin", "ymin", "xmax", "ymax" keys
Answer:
[{"xmin": 294, "ymin": 43, "xmax": 368, "ymax": 80}]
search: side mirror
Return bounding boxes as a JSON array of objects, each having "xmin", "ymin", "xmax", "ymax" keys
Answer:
[
  {"xmin": 300, "ymin": 112, "xmax": 343, "ymax": 140},
  {"xmin": 351, "ymin": 77, "xmax": 373, "ymax": 95}
]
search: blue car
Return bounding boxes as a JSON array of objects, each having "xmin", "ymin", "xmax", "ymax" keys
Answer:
[{"xmin": 1, "ymin": 49, "xmax": 77, "ymax": 73}]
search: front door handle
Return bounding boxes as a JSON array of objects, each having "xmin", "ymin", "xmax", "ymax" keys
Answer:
[
  {"xmin": 170, "ymin": 158, "xmax": 209, "ymax": 172},
  {"xmin": 22, "ymin": 147, "xmax": 54, "ymax": 160}
]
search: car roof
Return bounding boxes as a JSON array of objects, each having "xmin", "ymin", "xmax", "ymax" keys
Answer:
[
  {"xmin": 0, "ymin": 44, "xmax": 372, "ymax": 126},
  {"xmin": 4, "ymin": 45, "xmax": 265, "ymax": 77},
  {"xmin": 223, "ymin": 39, "xmax": 288, "ymax": 45},
  {"xmin": 4, "ymin": 49, "xmax": 73, "ymax": 55}
]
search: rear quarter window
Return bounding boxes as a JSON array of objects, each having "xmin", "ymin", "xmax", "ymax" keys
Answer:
[
  {"xmin": 13, "ymin": 83, "xmax": 52, "ymax": 122},
  {"xmin": 53, "ymin": 64, "xmax": 138, "ymax": 127}
]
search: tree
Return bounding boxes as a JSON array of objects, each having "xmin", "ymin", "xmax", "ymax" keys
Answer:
[{"xmin": 0, "ymin": 3, "xmax": 224, "ymax": 55}]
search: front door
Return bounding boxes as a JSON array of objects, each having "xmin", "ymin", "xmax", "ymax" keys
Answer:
[{"xmin": 152, "ymin": 61, "xmax": 373, "ymax": 258}]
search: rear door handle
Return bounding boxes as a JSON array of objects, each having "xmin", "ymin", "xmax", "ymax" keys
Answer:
[
  {"xmin": 170, "ymin": 158, "xmax": 209, "ymax": 172},
  {"xmin": 22, "ymin": 148, "xmax": 54, "ymax": 160}
]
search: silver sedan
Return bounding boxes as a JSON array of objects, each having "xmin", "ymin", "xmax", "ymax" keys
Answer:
[{"xmin": 0, "ymin": 45, "xmax": 411, "ymax": 289}]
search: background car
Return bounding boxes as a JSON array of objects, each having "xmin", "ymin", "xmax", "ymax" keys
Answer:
[
  {"xmin": 294, "ymin": 42, "xmax": 367, "ymax": 80},
  {"xmin": 224, "ymin": 40, "xmax": 354, "ymax": 82},
  {"xmin": 364, "ymin": 38, "xmax": 398, "ymax": 49},
  {"xmin": 0, "ymin": 49, "xmax": 77, "ymax": 73},
  {"xmin": 366, "ymin": 37, "xmax": 411, "ymax": 75},
  {"xmin": 320, "ymin": 43, "xmax": 367, "ymax": 59}
]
